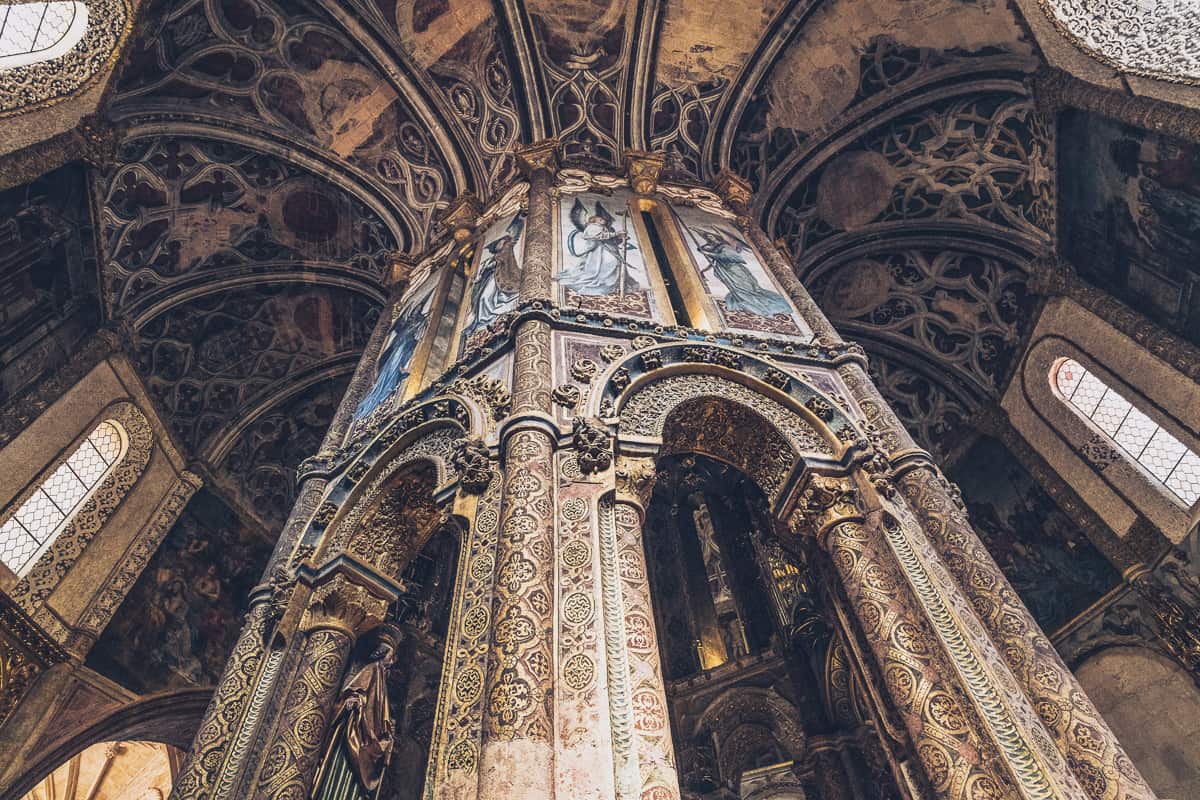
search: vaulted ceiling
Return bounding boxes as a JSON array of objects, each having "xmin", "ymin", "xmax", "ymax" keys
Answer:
[{"xmin": 88, "ymin": 0, "xmax": 1064, "ymax": 527}]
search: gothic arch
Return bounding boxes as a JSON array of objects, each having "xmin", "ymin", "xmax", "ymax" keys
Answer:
[
  {"xmin": 0, "ymin": 687, "xmax": 210, "ymax": 800},
  {"xmin": 694, "ymin": 686, "xmax": 808, "ymax": 780}
]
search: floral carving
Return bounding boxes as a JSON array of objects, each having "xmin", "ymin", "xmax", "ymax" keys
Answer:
[{"xmin": 572, "ymin": 417, "xmax": 614, "ymax": 474}]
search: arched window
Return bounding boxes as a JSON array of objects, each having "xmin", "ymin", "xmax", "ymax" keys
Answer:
[
  {"xmin": 0, "ymin": 2, "xmax": 88, "ymax": 71},
  {"xmin": 1052, "ymin": 358, "xmax": 1200, "ymax": 506},
  {"xmin": 0, "ymin": 419, "xmax": 126, "ymax": 576}
]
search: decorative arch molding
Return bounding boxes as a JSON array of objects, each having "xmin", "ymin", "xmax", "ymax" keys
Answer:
[
  {"xmin": 1018, "ymin": 334, "xmax": 1198, "ymax": 540},
  {"xmin": 0, "ymin": 0, "xmax": 132, "ymax": 118},
  {"xmin": 493, "ymin": 0, "xmax": 550, "ymax": 143},
  {"xmin": 0, "ymin": 687, "xmax": 211, "ymax": 800},
  {"xmin": 694, "ymin": 686, "xmax": 808, "ymax": 776},
  {"xmin": 7, "ymin": 401, "xmax": 153, "ymax": 630},
  {"xmin": 299, "ymin": 395, "xmax": 486, "ymax": 558},
  {"xmin": 705, "ymin": 0, "xmax": 823, "ymax": 176},
  {"xmin": 204, "ymin": 355, "xmax": 359, "ymax": 465},
  {"xmin": 756, "ymin": 74, "xmax": 1034, "ymax": 213},
  {"xmin": 305, "ymin": 0, "xmax": 481, "ymax": 196}
]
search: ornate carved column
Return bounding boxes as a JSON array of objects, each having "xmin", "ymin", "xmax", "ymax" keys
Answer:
[
  {"xmin": 475, "ymin": 140, "xmax": 561, "ymax": 800},
  {"xmin": 611, "ymin": 457, "xmax": 681, "ymax": 800},
  {"xmin": 795, "ymin": 472, "xmax": 1094, "ymax": 800},
  {"xmin": 252, "ymin": 569, "xmax": 391, "ymax": 800}
]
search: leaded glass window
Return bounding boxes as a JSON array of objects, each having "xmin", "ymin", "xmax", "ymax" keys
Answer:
[
  {"xmin": 0, "ymin": 419, "xmax": 126, "ymax": 576},
  {"xmin": 0, "ymin": 2, "xmax": 88, "ymax": 71},
  {"xmin": 1053, "ymin": 359, "xmax": 1200, "ymax": 506}
]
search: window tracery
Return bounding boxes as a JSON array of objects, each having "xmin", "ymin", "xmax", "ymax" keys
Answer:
[
  {"xmin": 0, "ymin": 2, "xmax": 87, "ymax": 71},
  {"xmin": 0, "ymin": 418, "xmax": 126, "ymax": 576},
  {"xmin": 1042, "ymin": 0, "xmax": 1200, "ymax": 84},
  {"xmin": 1053, "ymin": 358, "xmax": 1200, "ymax": 506}
]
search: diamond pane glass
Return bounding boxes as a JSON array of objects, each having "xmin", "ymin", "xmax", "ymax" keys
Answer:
[
  {"xmin": 14, "ymin": 489, "xmax": 64, "ymax": 541},
  {"xmin": 89, "ymin": 421, "xmax": 122, "ymax": 463},
  {"xmin": 0, "ymin": 517, "xmax": 36, "ymax": 570},
  {"xmin": 0, "ymin": 419, "xmax": 127, "ymax": 575},
  {"xmin": 1166, "ymin": 449, "xmax": 1200, "ymax": 506},
  {"xmin": 1091, "ymin": 390, "xmax": 1132, "ymax": 438},
  {"xmin": 1139, "ymin": 427, "xmax": 1188, "ymax": 483},
  {"xmin": 1054, "ymin": 359, "xmax": 1085, "ymax": 398},
  {"xmin": 41, "ymin": 461, "xmax": 88, "ymax": 512},
  {"xmin": 1114, "ymin": 407, "xmax": 1158, "ymax": 456},
  {"xmin": 66, "ymin": 440, "xmax": 109, "ymax": 486},
  {"xmin": 1070, "ymin": 371, "xmax": 1108, "ymax": 417}
]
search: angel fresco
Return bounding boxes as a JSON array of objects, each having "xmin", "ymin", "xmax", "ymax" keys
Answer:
[
  {"xmin": 355, "ymin": 287, "xmax": 433, "ymax": 418},
  {"xmin": 557, "ymin": 198, "xmax": 645, "ymax": 297},
  {"xmin": 465, "ymin": 212, "xmax": 524, "ymax": 338},
  {"xmin": 689, "ymin": 227, "xmax": 792, "ymax": 317}
]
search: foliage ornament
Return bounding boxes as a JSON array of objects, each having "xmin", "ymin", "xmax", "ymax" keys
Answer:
[
  {"xmin": 451, "ymin": 437, "xmax": 493, "ymax": 494},
  {"xmin": 572, "ymin": 417, "xmax": 614, "ymax": 474}
]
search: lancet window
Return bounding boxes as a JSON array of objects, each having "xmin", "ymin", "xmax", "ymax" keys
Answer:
[
  {"xmin": 1053, "ymin": 358, "xmax": 1200, "ymax": 505},
  {"xmin": 0, "ymin": 2, "xmax": 88, "ymax": 71},
  {"xmin": 0, "ymin": 418, "xmax": 126, "ymax": 575}
]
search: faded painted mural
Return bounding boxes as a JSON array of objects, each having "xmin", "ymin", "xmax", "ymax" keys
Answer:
[
  {"xmin": 460, "ymin": 211, "xmax": 526, "ymax": 354},
  {"xmin": 1060, "ymin": 110, "xmax": 1200, "ymax": 348},
  {"xmin": 355, "ymin": 272, "xmax": 440, "ymax": 420},
  {"xmin": 948, "ymin": 436, "xmax": 1120, "ymax": 635},
  {"xmin": 87, "ymin": 490, "xmax": 272, "ymax": 693},
  {"xmin": 671, "ymin": 205, "xmax": 807, "ymax": 337}
]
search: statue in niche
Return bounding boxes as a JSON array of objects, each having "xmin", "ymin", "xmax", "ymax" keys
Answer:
[
  {"xmin": 559, "ymin": 198, "xmax": 646, "ymax": 296},
  {"xmin": 691, "ymin": 228, "xmax": 791, "ymax": 317},
  {"xmin": 315, "ymin": 624, "xmax": 403, "ymax": 800}
]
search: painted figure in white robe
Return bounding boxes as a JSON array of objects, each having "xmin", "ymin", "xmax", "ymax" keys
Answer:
[
  {"xmin": 558, "ymin": 198, "xmax": 645, "ymax": 296},
  {"xmin": 465, "ymin": 213, "xmax": 524, "ymax": 337}
]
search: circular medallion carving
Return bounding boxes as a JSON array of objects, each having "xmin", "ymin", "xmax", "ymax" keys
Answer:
[
  {"xmin": 821, "ymin": 258, "xmax": 892, "ymax": 318},
  {"xmin": 563, "ymin": 653, "xmax": 595, "ymax": 690},
  {"xmin": 562, "ymin": 540, "xmax": 591, "ymax": 567},
  {"xmin": 463, "ymin": 606, "xmax": 490, "ymax": 639},
  {"xmin": 816, "ymin": 151, "xmax": 897, "ymax": 230},
  {"xmin": 456, "ymin": 666, "xmax": 483, "ymax": 705},
  {"xmin": 563, "ymin": 592, "xmax": 594, "ymax": 625},
  {"xmin": 471, "ymin": 553, "xmax": 495, "ymax": 581},
  {"xmin": 559, "ymin": 453, "xmax": 583, "ymax": 481},
  {"xmin": 561, "ymin": 496, "xmax": 588, "ymax": 522},
  {"xmin": 446, "ymin": 739, "xmax": 477, "ymax": 772}
]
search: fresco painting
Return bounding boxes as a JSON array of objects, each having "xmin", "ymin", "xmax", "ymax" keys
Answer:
[
  {"xmin": 947, "ymin": 437, "xmax": 1120, "ymax": 635},
  {"xmin": 460, "ymin": 211, "xmax": 526, "ymax": 353},
  {"xmin": 1060, "ymin": 110, "xmax": 1200, "ymax": 348},
  {"xmin": 672, "ymin": 205, "xmax": 806, "ymax": 337},
  {"xmin": 556, "ymin": 191, "xmax": 658, "ymax": 320},
  {"xmin": 355, "ymin": 274, "xmax": 439, "ymax": 420},
  {"xmin": 87, "ymin": 490, "xmax": 272, "ymax": 693}
]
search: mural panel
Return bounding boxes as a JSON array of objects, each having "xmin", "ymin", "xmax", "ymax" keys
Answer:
[
  {"xmin": 87, "ymin": 490, "xmax": 272, "ymax": 693},
  {"xmin": 670, "ymin": 205, "xmax": 807, "ymax": 337},
  {"xmin": 355, "ymin": 271, "xmax": 440, "ymax": 420},
  {"xmin": 556, "ymin": 191, "xmax": 660, "ymax": 320},
  {"xmin": 1060, "ymin": 110, "xmax": 1200, "ymax": 348},
  {"xmin": 948, "ymin": 437, "xmax": 1120, "ymax": 635},
  {"xmin": 459, "ymin": 211, "xmax": 526, "ymax": 354}
]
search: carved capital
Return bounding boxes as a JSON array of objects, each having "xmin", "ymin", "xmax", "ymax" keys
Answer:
[
  {"xmin": 572, "ymin": 417, "xmax": 614, "ymax": 474},
  {"xmin": 516, "ymin": 139, "xmax": 561, "ymax": 177},
  {"xmin": 615, "ymin": 457, "xmax": 658, "ymax": 509},
  {"xmin": 303, "ymin": 573, "xmax": 389, "ymax": 638},
  {"xmin": 624, "ymin": 150, "xmax": 667, "ymax": 194},
  {"xmin": 451, "ymin": 436, "xmax": 493, "ymax": 494},
  {"xmin": 450, "ymin": 373, "xmax": 512, "ymax": 420},
  {"xmin": 794, "ymin": 474, "xmax": 863, "ymax": 547},
  {"xmin": 439, "ymin": 194, "xmax": 482, "ymax": 241},
  {"xmin": 1024, "ymin": 252, "xmax": 1076, "ymax": 296},
  {"xmin": 714, "ymin": 169, "xmax": 753, "ymax": 214},
  {"xmin": 387, "ymin": 252, "xmax": 419, "ymax": 291}
]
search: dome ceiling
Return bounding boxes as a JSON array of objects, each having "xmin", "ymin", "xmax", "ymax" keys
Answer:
[{"xmin": 96, "ymin": 0, "xmax": 1057, "ymax": 531}]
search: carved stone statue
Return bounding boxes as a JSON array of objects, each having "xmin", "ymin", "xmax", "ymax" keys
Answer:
[{"xmin": 315, "ymin": 624, "xmax": 403, "ymax": 800}]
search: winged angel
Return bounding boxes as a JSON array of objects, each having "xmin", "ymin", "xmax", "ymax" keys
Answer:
[
  {"xmin": 557, "ymin": 198, "xmax": 645, "ymax": 296},
  {"xmin": 691, "ymin": 227, "xmax": 791, "ymax": 317}
]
